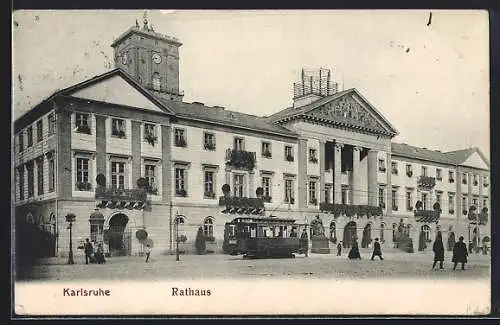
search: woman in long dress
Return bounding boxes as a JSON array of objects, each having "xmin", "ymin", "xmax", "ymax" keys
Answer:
[
  {"xmin": 432, "ymin": 232, "xmax": 444, "ymax": 269},
  {"xmin": 348, "ymin": 239, "xmax": 361, "ymax": 259}
]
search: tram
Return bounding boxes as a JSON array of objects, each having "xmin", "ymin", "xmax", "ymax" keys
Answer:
[{"xmin": 223, "ymin": 216, "xmax": 307, "ymax": 258}]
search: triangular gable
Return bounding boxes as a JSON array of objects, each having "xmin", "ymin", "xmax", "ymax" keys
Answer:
[
  {"xmin": 461, "ymin": 151, "xmax": 489, "ymax": 170},
  {"xmin": 305, "ymin": 90, "xmax": 398, "ymax": 136},
  {"xmin": 67, "ymin": 74, "xmax": 167, "ymax": 113}
]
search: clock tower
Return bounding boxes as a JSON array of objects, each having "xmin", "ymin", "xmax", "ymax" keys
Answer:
[{"xmin": 111, "ymin": 16, "xmax": 184, "ymax": 101}]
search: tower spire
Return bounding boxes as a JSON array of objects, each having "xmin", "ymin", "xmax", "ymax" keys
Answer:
[{"xmin": 143, "ymin": 11, "xmax": 149, "ymax": 30}]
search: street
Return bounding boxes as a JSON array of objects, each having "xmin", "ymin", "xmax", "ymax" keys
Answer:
[{"xmin": 20, "ymin": 248, "xmax": 490, "ymax": 282}]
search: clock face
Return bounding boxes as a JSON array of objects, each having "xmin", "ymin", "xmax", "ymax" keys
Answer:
[
  {"xmin": 122, "ymin": 53, "xmax": 128, "ymax": 65},
  {"xmin": 152, "ymin": 53, "xmax": 162, "ymax": 64}
]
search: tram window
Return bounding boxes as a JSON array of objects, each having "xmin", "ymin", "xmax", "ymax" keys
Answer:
[
  {"xmin": 229, "ymin": 225, "xmax": 236, "ymax": 237},
  {"xmin": 258, "ymin": 226, "xmax": 265, "ymax": 237},
  {"xmin": 290, "ymin": 226, "xmax": 298, "ymax": 237},
  {"xmin": 250, "ymin": 225, "xmax": 257, "ymax": 238}
]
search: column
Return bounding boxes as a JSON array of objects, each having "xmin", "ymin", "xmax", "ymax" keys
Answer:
[
  {"xmin": 131, "ymin": 121, "xmax": 141, "ymax": 186},
  {"xmin": 319, "ymin": 140, "xmax": 326, "ymax": 203},
  {"xmin": 367, "ymin": 149, "xmax": 378, "ymax": 206},
  {"xmin": 248, "ymin": 171, "xmax": 254, "ymax": 198},
  {"xmin": 298, "ymin": 138, "xmax": 308, "ymax": 209},
  {"xmin": 333, "ymin": 142, "xmax": 343, "ymax": 204},
  {"xmin": 351, "ymin": 146, "xmax": 361, "ymax": 205},
  {"xmin": 385, "ymin": 152, "xmax": 392, "ymax": 215}
]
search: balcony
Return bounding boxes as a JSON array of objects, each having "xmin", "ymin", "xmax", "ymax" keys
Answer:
[
  {"xmin": 468, "ymin": 212, "xmax": 488, "ymax": 225},
  {"xmin": 417, "ymin": 176, "xmax": 436, "ymax": 190},
  {"xmin": 414, "ymin": 209, "xmax": 440, "ymax": 223},
  {"xmin": 219, "ymin": 196, "xmax": 264, "ymax": 214},
  {"xmin": 95, "ymin": 187, "xmax": 148, "ymax": 209},
  {"xmin": 225, "ymin": 149, "xmax": 256, "ymax": 170},
  {"xmin": 319, "ymin": 203, "xmax": 383, "ymax": 218}
]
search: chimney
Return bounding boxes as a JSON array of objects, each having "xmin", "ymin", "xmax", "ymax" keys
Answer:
[{"xmin": 292, "ymin": 67, "xmax": 337, "ymax": 108}]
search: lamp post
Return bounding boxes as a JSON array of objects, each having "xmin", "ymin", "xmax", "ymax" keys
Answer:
[
  {"xmin": 175, "ymin": 212, "xmax": 184, "ymax": 262},
  {"xmin": 65, "ymin": 213, "xmax": 76, "ymax": 265}
]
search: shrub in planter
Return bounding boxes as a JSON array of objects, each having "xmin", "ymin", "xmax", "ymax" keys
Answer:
[
  {"xmin": 205, "ymin": 235, "xmax": 216, "ymax": 242},
  {"xmin": 415, "ymin": 200, "xmax": 423, "ymax": 211},
  {"xmin": 77, "ymin": 182, "xmax": 91, "ymax": 191},
  {"xmin": 137, "ymin": 177, "xmax": 149, "ymax": 189},
  {"xmin": 136, "ymin": 229, "xmax": 148, "ymax": 241},
  {"xmin": 96, "ymin": 173, "xmax": 106, "ymax": 187},
  {"xmin": 177, "ymin": 235, "xmax": 187, "ymax": 243},
  {"xmin": 222, "ymin": 184, "xmax": 230, "ymax": 195},
  {"xmin": 462, "ymin": 209, "xmax": 468, "ymax": 216},
  {"xmin": 433, "ymin": 202, "xmax": 441, "ymax": 212},
  {"xmin": 195, "ymin": 227, "xmax": 206, "ymax": 255},
  {"xmin": 256, "ymin": 187, "xmax": 264, "ymax": 197}
]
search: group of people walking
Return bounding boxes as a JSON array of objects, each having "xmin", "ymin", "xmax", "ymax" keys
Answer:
[
  {"xmin": 432, "ymin": 233, "xmax": 469, "ymax": 271},
  {"xmin": 83, "ymin": 238, "xmax": 106, "ymax": 264}
]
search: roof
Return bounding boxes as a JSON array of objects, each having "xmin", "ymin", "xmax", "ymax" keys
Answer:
[
  {"xmin": 267, "ymin": 88, "xmax": 399, "ymax": 137},
  {"xmin": 152, "ymin": 95, "xmax": 299, "ymax": 138},
  {"xmin": 391, "ymin": 142, "xmax": 490, "ymax": 168},
  {"xmin": 111, "ymin": 26, "xmax": 182, "ymax": 47}
]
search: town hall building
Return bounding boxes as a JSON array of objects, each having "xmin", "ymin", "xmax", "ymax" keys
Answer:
[{"xmin": 13, "ymin": 19, "xmax": 490, "ymax": 258}]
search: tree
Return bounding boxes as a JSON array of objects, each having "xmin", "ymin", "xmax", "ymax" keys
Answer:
[{"xmin": 195, "ymin": 227, "xmax": 206, "ymax": 255}]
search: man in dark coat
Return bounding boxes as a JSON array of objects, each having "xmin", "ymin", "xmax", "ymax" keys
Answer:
[
  {"xmin": 371, "ymin": 238, "xmax": 383, "ymax": 260},
  {"xmin": 452, "ymin": 236, "xmax": 468, "ymax": 270},
  {"xmin": 432, "ymin": 232, "xmax": 445, "ymax": 269},
  {"xmin": 337, "ymin": 241, "xmax": 342, "ymax": 256},
  {"xmin": 84, "ymin": 238, "xmax": 94, "ymax": 265},
  {"xmin": 348, "ymin": 239, "xmax": 361, "ymax": 259},
  {"xmin": 300, "ymin": 228, "xmax": 309, "ymax": 257}
]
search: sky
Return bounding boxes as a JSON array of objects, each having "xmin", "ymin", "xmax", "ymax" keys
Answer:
[{"xmin": 12, "ymin": 10, "xmax": 490, "ymax": 158}]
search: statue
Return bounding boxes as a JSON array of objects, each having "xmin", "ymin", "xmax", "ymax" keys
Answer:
[
  {"xmin": 310, "ymin": 215, "xmax": 325, "ymax": 238},
  {"xmin": 309, "ymin": 215, "xmax": 330, "ymax": 254}
]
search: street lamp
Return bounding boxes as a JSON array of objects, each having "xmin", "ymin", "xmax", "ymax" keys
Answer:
[
  {"xmin": 65, "ymin": 213, "xmax": 76, "ymax": 265},
  {"xmin": 175, "ymin": 212, "xmax": 185, "ymax": 262}
]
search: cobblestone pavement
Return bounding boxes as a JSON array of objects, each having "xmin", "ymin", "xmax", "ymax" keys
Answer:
[{"xmin": 20, "ymin": 249, "xmax": 490, "ymax": 282}]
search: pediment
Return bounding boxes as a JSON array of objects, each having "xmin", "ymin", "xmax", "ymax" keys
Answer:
[
  {"xmin": 68, "ymin": 74, "xmax": 166, "ymax": 113},
  {"xmin": 305, "ymin": 91, "xmax": 397, "ymax": 136},
  {"xmin": 461, "ymin": 152, "xmax": 489, "ymax": 170}
]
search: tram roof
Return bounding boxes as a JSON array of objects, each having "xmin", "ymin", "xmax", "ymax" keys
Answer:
[{"xmin": 229, "ymin": 216, "xmax": 298, "ymax": 224}]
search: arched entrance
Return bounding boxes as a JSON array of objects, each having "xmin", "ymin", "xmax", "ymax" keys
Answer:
[
  {"xmin": 106, "ymin": 213, "xmax": 132, "ymax": 256},
  {"xmin": 361, "ymin": 223, "xmax": 372, "ymax": 248},
  {"xmin": 343, "ymin": 221, "xmax": 357, "ymax": 248}
]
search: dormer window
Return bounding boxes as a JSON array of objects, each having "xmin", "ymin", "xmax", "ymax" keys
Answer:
[
  {"xmin": 75, "ymin": 113, "xmax": 91, "ymax": 134},
  {"xmin": 111, "ymin": 118, "xmax": 126, "ymax": 138}
]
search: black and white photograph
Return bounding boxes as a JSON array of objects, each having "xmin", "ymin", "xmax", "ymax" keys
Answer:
[{"xmin": 12, "ymin": 10, "xmax": 491, "ymax": 315}]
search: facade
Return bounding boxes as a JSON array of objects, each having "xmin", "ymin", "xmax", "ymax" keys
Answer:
[{"xmin": 13, "ymin": 21, "xmax": 490, "ymax": 258}]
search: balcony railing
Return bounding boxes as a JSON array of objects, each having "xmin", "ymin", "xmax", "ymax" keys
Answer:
[
  {"xmin": 414, "ymin": 209, "xmax": 440, "ymax": 223},
  {"xmin": 219, "ymin": 196, "xmax": 264, "ymax": 214},
  {"xmin": 417, "ymin": 176, "xmax": 436, "ymax": 189},
  {"xmin": 95, "ymin": 187, "xmax": 148, "ymax": 209},
  {"xmin": 225, "ymin": 149, "xmax": 256, "ymax": 170},
  {"xmin": 468, "ymin": 212, "xmax": 488, "ymax": 225},
  {"xmin": 319, "ymin": 203, "xmax": 383, "ymax": 218}
]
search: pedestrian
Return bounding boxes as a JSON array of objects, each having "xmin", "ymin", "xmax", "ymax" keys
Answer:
[
  {"xmin": 84, "ymin": 238, "xmax": 94, "ymax": 265},
  {"xmin": 348, "ymin": 239, "xmax": 361, "ymax": 259},
  {"xmin": 371, "ymin": 238, "xmax": 383, "ymax": 260},
  {"xmin": 452, "ymin": 236, "xmax": 468, "ymax": 270},
  {"xmin": 432, "ymin": 232, "xmax": 444, "ymax": 269},
  {"xmin": 337, "ymin": 241, "xmax": 342, "ymax": 256},
  {"xmin": 145, "ymin": 244, "xmax": 151, "ymax": 263},
  {"xmin": 95, "ymin": 243, "xmax": 106, "ymax": 264},
  {"xmin": 300, "ymin": 228, "xmax": 309, "ymax": 257}
]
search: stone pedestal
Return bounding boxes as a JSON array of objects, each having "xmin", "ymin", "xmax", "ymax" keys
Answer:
[{"xmin": 311, "ymin": 237, "xmax": 331, "ymax": 254}]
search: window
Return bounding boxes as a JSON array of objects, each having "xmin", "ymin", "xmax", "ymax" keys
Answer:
[
  {"xmin": 204, "ymin": 170, "xmax": 215, "ymax": 198},
  {"xmin": 75, "ymin": 113, "xmax": 91, "ymax": 134},
  {"xmin": 204, "ymin": 132, "xmax": 216, "ymax": 150},
  {"xmin": 448, "ymin": 194, "xmax": 455, "ymax": 213},
  {"xmin": 462, "ymin": 196, "xmax": 467, "ymax": 211},
  {"xmin": 36, "ymin": 120, "xmax": 43, "ymax": 142},
  {"xmin": 36, "ymin": 157, "xmax": 44, "ymax": 195},
  {"xmin": 18, "ymin": 132, "xmax": 24, "ymax": 153},
  {"xmin": 203, "ymin": 217, "xmax": 214, "ymax": 237},
  {"xmin": 473, "ymin": 174, "xmax": 478, "ymax": 186},
  {"xmin": 392, "ymin": 189, "xmax": 398, "ymax": 210},
  {"xmin": 48, "ymin": 113, "xmax": 55, "ymax": 135},
  {"xmin": 309, "ymin": 180, "xmax": 317, "ymax": 204},
  {"xmin": 436, "ymin": 192, "xmax": 442, "ymax": 207},
  {"xmin": 436, "ymin": 169, "xmax": 442, "ymax": 180},
  {"xmin": 27, "ymin": 127, "xmax": 33, "ymax": 147},
  {"xmin": 341, "ymin": 187, "xmax": 348, "ymax": 205},
  {"xmin": 406, "ymin": 191, "xmax": 413, "ymax": 211},
  {"xmin": 421, "ymin": 225, "xmax": 431, "ymax": 242},
  {"xmin": 262, "ymin": 176, "xmax": 272, "ymax": 202},
  {"xmin": 152, "ymin": 72, "xmax": 160, "ymax": 91},
  {"xmin": 48, "ymin": 154, "xmax": 55, "ymax": 192},
  {"xmin": 76, "ymin": 158, "xmax": 91, "ymax": 191},
  {"xmin": 378, "ymin": 188, "xmax": 385, "ymax": 207},
  {"xmin": 462, "ymin": 173, "xmax": 467, "ymax": 185},
  {"xmin": 325, "ymin": 185, "xmax": 332, "ymax": 204},
  {"xmin": 111, "ymin": 161, "xmax": 125, "ymax": 190},
  {"xmin": 18, "ymin": 166, "xmax": 25, "ymax": 200},
  {"xmin": 483, "ymin": 176, "xmax": 489, "ymax": 186},
  {"xmin": 309, "ymin": 148, "xmax": 318, "ymax": 163},
  {"xmin": 27, "ymin": 161, "xmax": 34, "ymax": 197},
  {"xmin": 406, "ymin": 164, "xmax": 412, "ymax": 176},
  {"xmin": 391, "ymin": 162, "xmax": 398, "ymax": 175},
  {"xmin": 449, "ymin": 170, "xmax": 455, "ymax": 183},
  {"xmin": 380, "ymin": 223, "xmax": 385, "ymax": 243},
  {"xmin": 175, "ymin": 167, "xmax": 187, "ymax": 196},
  {"xmin": 284, "ymin": 178, "xmax": 294, "ymax": 203},
  {"xmin": 472, "ymin": 198, "xmax": 478, "ymax": 207},
  {"xmin": 233, "ymin": 174, "xmax": 245, "ymax": 198},
  {"xmin": 285, "ymin": 146, "xmax": 294, "ymax": 162},
  {"xmin": 174, "ymin": 128, "xmax": 187, "ymax": 147},
  {"xmin": 262, "ymin": 142, "xmax": 272, "ymax": 158},
  {"xmin": 111, "ymin": 118, "xmax": 126, "ymax": 138},
  {"xmin": 234, "ymin": 137, "xmax": 244, "ymax": 151},
  {"xmin": 145, "ymin": 164, "xmax": 157, "ymax": 191},
  {"xmin": 90, "ymin": 221, "xmax": 104, "ymax": 243},
  {"xmin": 378, "ymin": 159, "xmax": 386, "ymax": 172},
  {"xmin": 144, "ymin": 123, "xmax": 157, "ymax": 144},
  {"xmin": 421, "ymin": 166, "xmax": 427, "ymax": 177},
  {"xmin": 421, "ymin": 193, "xmax": 428, "ymax": 210},
  {"xmin": 483, "ymin": 198, "xmax": 488, "ymax": 209}
]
